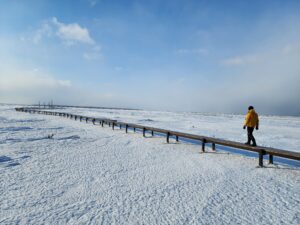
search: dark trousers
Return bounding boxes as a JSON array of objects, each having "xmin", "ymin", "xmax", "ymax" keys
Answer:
[{"xmin": 247, "ymin": 127, "xmax": 256, "ymax": 145}]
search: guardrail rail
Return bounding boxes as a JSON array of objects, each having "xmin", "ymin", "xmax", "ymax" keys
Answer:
[{"xmin": 15, "ymin": 107, "xmax": 300, "ymax": 167}]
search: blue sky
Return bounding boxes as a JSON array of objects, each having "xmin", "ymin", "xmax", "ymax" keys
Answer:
[{"xmin": 1, "ymin": 0, "xmax": 300, "ymax": 115}]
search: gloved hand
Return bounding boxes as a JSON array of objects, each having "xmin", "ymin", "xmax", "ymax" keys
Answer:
[
  {"xmin": 243, "ymin": 126, "xmax": 246, "ymax": 129},
  {"xmin": 256, "ymin": 127, "xmax": 259, "ymax": 130}
]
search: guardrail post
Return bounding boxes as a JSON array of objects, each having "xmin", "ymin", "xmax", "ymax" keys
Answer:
[
  {"xmin": 151, "ymin": 130, "xmax": 154, "ymax": 136},
  {"xmin": 86, "ymin": 118, "xmax": 88, "ymax": 123},
  {"xmin": 176, "ymin": 136, "xmax": 179, "ymax": 142},
  {"xmin": 134, "ymin": 127, "xmax": 136, "ymax": 132},
  {"xmin": 143, "ymin": 128, "xmax": 146, "ymax": 137},
  {"xmin": 119, "ymin": 124, "xmax": 122, "ymax": 129},
  {"xmin": 93, "ymin": 119, "xmax": 95, "ymax": 125},
  {"xmin": 202, "ymin": 139, "xmax": 206, "ymax": 152},
  {"xmin": 126, "ymin": 124, "xmax": 128, "ymax": 133},
  {"xmin": 101, "ymin": 121, "xmax": 104, "ymax": 127},
  {"xmin": 212, "ymin": 143, "xmax": 216, "ymax": 151},
  {"xmin": 259, "ymin": 150, "xmax": 266, "ymax": 167},
  {"xmin": 269, "ymin": 154, "xmax": 273, "ymax": 164},
  {"xmin": 112, "ymin": 122, "xmax": 115, "ymax": 130},
  {"xmin": 80, "ymin": 117, "xmax": 82, "ymax": 121},
  {"xmin": 167, "ymin": 132, "xmax": 170, "ymax": 143}
]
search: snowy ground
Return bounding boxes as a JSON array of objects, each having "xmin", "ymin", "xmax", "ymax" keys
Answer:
[{"xmin": 1, "ymin": 105, "xmax": 300, "ymax": 224}]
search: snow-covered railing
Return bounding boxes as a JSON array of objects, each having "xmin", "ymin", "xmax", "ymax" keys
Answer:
[{"xmin": 15, "ymin": 107, "xmax": 300, "ymax": 167}]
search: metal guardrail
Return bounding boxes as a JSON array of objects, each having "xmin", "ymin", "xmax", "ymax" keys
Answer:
[{"xmin": 15, "ymin": 107, "xmax": 300, "ymax": 167}]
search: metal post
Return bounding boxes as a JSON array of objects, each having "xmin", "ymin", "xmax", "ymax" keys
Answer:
[
  {"xmin": 120, "ymin": 124, "xmax": 122, "ymax": 129},
  {"xmin": 126, "ymin": 125, "xmax": 128, "ymax": 133},
  {"xmin": 151, "ymin": 130, "xmax": 154, "ymax": 136},
  {"xmin": 176, "ymin": 136, "xmax": 179, "ymax": 142},
  {"xmin": 112, "ymin": 122, "xmax": 115, "ymax": 130},
  {"xmin": 143, "ymin": 128, "xmax": 146, "ymax": 137},
  {"xmin": 101, "ymin": 121, "xmax": 104, "ymax": 127},
  {"xmin": 134, "ymin": 127, "xmax": 136, "ymax": 132},
  {"xmin": 269, "ymin": 155, "xmax": 273, "ymax": 164},
  {"xmin": 93, "ymin": 119, "xmax": 95, "ymax": 125},
  {"xmin": 167, "ymin": 132, "xmax": 170, "ymax": 143},
  {"xmin": 202, "ymin": 139, "xmax": 206, "ymax": 152},
  {"xmin": 86, "ymin": 118, "xmax": 88, "ymax": 123},
  {"xmin": 259, "ymin": 150, "xmax": 265, "ymax": 167},
  {"xmin": 212, "ymin": 143, "xmax": 216, "ymax": 151}
]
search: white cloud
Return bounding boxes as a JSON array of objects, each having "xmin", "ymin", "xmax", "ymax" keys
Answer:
[
  {"xmin": 52, "ymin": 17, "xmax": 94, "ymax": 45},
  {"xmin": 33, "ymin": 22, "xmax": 53, "ymax": 44},
  {"xmin": 27, "ymin": 18, "xmax": 102, "ymax": 59},
  {"xmin": 28, "ymin": 18, "xmax": 95, "ymax": 46}
]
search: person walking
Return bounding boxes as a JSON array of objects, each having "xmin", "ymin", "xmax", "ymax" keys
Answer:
[{"xmin": 243, "ymin": 106, "xmax": 259, "ymax": 146}]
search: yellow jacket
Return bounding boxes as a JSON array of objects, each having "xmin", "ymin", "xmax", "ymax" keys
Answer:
[{"xmin": 244, "ymin": 109, "xmax": 259, "ymax": 128}]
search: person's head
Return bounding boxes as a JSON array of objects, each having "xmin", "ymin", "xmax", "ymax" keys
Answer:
[{"xmin": 248, "ymin": 106, "xmax": 254, "ymax": 110}]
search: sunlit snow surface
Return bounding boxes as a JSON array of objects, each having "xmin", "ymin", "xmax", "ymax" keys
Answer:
[{"xmin": 1, "ymin": 105, "xmax": 299, "ymax": 224}]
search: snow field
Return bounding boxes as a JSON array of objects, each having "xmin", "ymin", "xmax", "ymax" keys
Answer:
[{"xmin": 0, "ymin": 105, "xmax": 300, "ymax": 224}]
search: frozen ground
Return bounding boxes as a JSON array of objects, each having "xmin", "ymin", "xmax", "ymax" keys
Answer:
[{"xmin": 0, "ymin": 105, "xmax": 300, "ymax": 224}]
